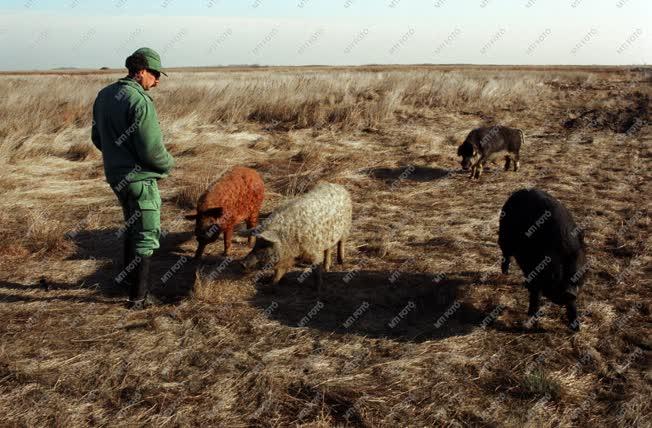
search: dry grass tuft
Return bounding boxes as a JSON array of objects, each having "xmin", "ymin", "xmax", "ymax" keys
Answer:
[
  {"xmin": 64, "ymin": 140, "xmax": 98, "ymax": 161},
  {"xmin": 359, "ymin": 234, "xmax": 390, "ymax": 258},
  {"xmin": 520, "ymin": 369, "xmax": 562, "ymax": 400},
  {"xmin": 24, "ymin": 210, "xmax": 78, "ymax": 255},
  {"xmin": 173, "ymin": 175, "xmax": 213, "ymax": 210},
  {"xmin": 0, "ymin": 209, "xmax": 76, "ymax": 257}
]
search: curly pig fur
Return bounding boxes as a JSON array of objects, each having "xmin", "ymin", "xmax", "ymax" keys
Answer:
[
  {"xmin": 242, "ymin": 182, "xmax": 352, "ymax": 290},
  {"xmin": 186, "ymin": 166, "xmax": 264, "ymax": 260}
]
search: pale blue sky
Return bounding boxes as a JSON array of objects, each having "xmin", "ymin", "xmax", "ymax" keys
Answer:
[{"xmin": 0, "ymin": 0, "xmax": 649, "ymax": 70}]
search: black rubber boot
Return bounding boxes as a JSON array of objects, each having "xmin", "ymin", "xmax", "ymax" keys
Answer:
[
  {"xmin": 114, "ymin": 236, "xmax": 136, "ymax": 289},
  {"xmin": 127, "ymin": 255, "xmax": 162, "ymax": 309},
  {"xmin": 123, "ymin": 236, "xmax": 135, "ymax": 273}
]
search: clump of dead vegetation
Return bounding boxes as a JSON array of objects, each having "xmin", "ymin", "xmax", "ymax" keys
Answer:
[{"xmin": 0, "ymin": 208, "xmax": 77, "ymax": 258}]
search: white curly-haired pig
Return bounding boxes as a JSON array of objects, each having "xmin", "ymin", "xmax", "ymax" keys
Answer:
[{"xmin": 240, "ymin": 182, "xmax": 352, "ymax": 290}]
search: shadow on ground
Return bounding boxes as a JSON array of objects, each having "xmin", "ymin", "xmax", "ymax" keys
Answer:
[
  {"xmin": 0, "ymin": 283, "xmax": 116, "ymax": 304},
  {"xmin": 248, "ymin": 269, "xmax": 489, "ymax": 343},
  {"xmin": 66, "ymin": 228, "xmax": 198, "ymax": 300},
  {"xmin": 0, "ymin": 227, "xmax": 218, "ymax": 305},
  {"xmin": 363, "ymin": 166, "xmax": 453, "ymax": 182}
]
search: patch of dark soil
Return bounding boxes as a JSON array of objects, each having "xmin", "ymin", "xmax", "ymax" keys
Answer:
[
  {"xmin": 563, "ymin": 92, "xmax": 649, "ymax": 134},
  {"xmin": 286, "ymin": 381, "xmax": 367, "ymax": 426}
]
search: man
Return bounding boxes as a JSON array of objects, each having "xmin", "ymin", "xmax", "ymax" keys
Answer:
[{"xmin": 91, "ymin": 47, "xmax": 175, "ymax": 309}]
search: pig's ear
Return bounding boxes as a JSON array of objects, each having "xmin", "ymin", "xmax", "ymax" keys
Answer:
[
  {"xmin": 456, "ymin": 145, "xmax": 463, "ymax": 156},
  {"xmin": 203, "ymin": 207, "xmax": 223, "ymax": 218},
  {"xmin": 258, "ymin": 230, "xmax": 280, "ymax": 244},
  {"xmin": 185, "ymin": 211, "xmax": 198, "ymax": 220}
]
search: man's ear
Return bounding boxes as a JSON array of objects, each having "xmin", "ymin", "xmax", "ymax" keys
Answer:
[{"xmin": 203, "ymin": 207, "xmax": 223, "ymax": 218}]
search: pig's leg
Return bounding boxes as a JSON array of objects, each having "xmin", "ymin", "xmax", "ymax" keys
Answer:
[
  {"xmin": 527, "ymin": 288, "xmax": 542, "ymax": 317},
  {"xmin": 501, "ymin": 253, "xmax": 510, "ymax": 274},
  {"xmin": 471, "ymin": 165, "xmax": 478, "ymax": 179},
  {"xmin": 504, "ymin": 156, "xmax": 511, "ymax": 171},
  {"xmin": 524, "ymin": 288, "xmax": 543, "ymax": 329},
  {"xmin": 222, "ymin": 227, "xmax": 233, "ymax": 256},
  {"xmin": 246, "ymin": 216, "xmax": 258, "ymax": 247},
  {"xmin": 499, "ymin": 239, "xmax": 511, "ymax": 274},
  {"xmin": 469, "ymin": 160, "xmax": 479, "ymax": 179},
  {"xmin": 474, "ymin": 161, "xmax": 484, "ymax": 179},
  {"xmin": 194, "ymin": 241, "xmax": 207, "ymax": 261},
  {"xmin": 337, "ymin": 239, "xmax": 345, "ymax": 264},
  {"xmin": 470, "ymin": 155, "xmax": 486, "ymax": 179},
  {"xmin": 566, "ymin": 298, "xmax": 580, "ymax": 332},
  {"xmin": 513, "ymin": 153, "xmax": 520, "ymax": 171},
  {"xmin": 313, "ymin": 264, "xmax": 323, "ymax": 295},
  {"xmin": 323, "ymin": 248, "xmax": 332, "ymax": 272},
  {"xmin": 272, "ymin": 261, "xmax": 291, "ymax": 285}
]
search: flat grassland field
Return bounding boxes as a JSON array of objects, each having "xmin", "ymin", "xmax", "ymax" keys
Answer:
[{"xmin": 0, "ymin": 66, "xmax": 649, "ymax": 426}]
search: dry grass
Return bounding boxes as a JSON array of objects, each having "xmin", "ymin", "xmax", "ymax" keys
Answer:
[
  {"xmin": 0, "ymin": 68, "xmax": 555, "ymax": 138},
  {"xmin": 0, "ymin": 65, "xmax": 650, "ymax": 427}
]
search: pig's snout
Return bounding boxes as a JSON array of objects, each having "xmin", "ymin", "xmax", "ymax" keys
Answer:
[
  {"xmin": 240, "ymin": 254, "xmax": 258, "ymax": 271},
  {"xmin": 461, "ymin": 160, "xmax": 472, "ymax": 171}
]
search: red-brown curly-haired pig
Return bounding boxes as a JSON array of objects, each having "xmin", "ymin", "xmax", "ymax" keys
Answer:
[{"xmin": 185, "ymin": 166, "xmax": 264, "ymax": 260}]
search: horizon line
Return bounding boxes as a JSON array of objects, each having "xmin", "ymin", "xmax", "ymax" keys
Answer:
[{"xmin": 0, "ymin": 63, "xmax": 649, "ymax": 74}]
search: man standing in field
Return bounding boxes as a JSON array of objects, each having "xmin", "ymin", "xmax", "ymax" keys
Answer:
[{"xmin": 91, "ymin": 48, "xmax": 174, "ymax": 309}]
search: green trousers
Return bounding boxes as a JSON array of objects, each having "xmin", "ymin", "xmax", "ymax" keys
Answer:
[{"xmin": 112, "ymin": 178, "xmax": 162, "ymax": 257}]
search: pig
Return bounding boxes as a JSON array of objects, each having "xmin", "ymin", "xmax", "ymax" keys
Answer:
[
  {"xmin": 185, "ymin": 166, "xmax": 264, "ymax": 260},
  {"xmin": 498, "ymin": 188, "xmax": 587, "ymax": 331},
  {"xmin": 457, "ymin": 125, "xmax": 523, "ymax": 179},
  {"xmin": 240, "ymin": 182, "xmax": 352, "ymax": 292}
]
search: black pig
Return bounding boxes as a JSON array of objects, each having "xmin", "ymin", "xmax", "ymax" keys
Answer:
[{"xmin": 499, "ymin": 188, "xmax": 587, "ymax": 331}]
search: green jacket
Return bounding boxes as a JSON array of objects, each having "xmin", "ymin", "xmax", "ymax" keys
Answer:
[{"xmin": 92, "ymin": 77, "xmax": 174, "ymax": 185}]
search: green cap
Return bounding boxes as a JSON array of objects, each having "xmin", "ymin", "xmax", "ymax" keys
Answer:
[{"xmin": 131, "ymin": 47, "xmax": 168, "ymax": 76}]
